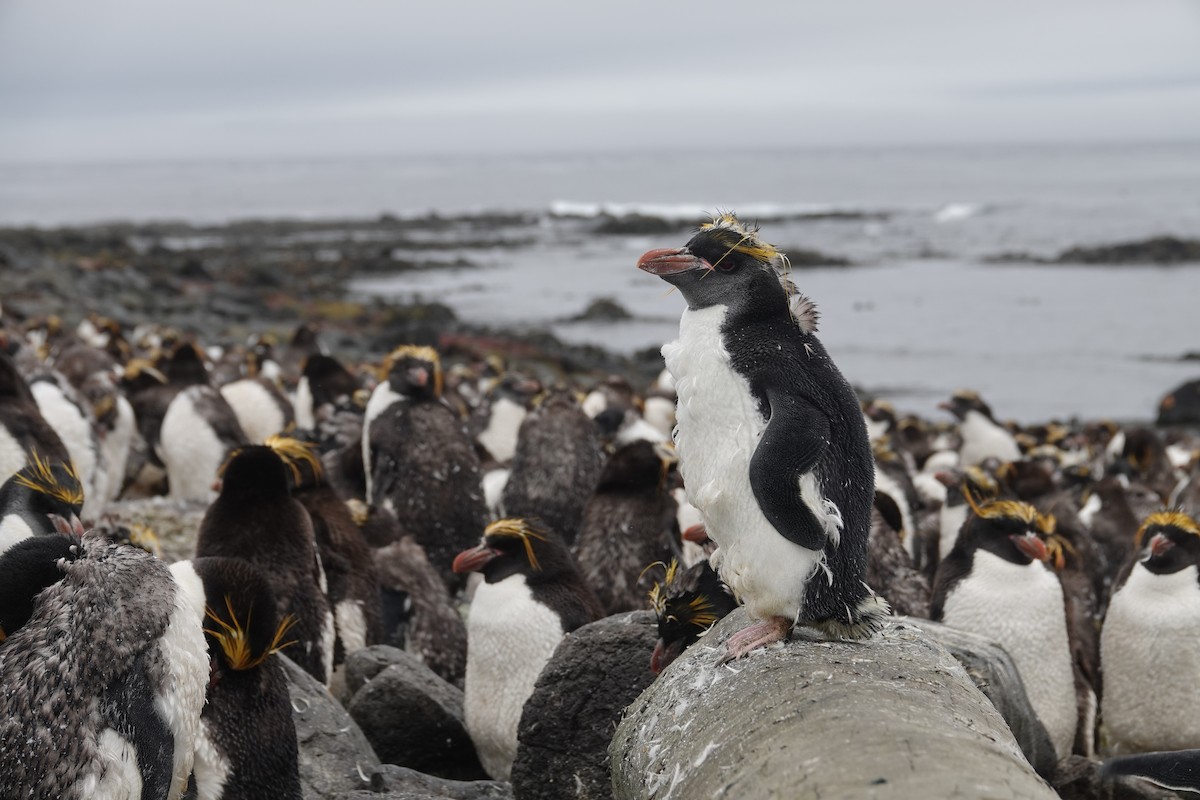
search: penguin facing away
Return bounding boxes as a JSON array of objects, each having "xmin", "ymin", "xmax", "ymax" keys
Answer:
[
  {"xmin": 196, "ymin": 445, "xmax": 334, "ymax": 686},
  {"xmin": 0, "ymin": 531, "xmax": 208, "ymax": 800},
  {"xmin": 1100, "ymin": 511, "xmax": 1200, "ymax": 754},
  {"xmin": 452, "ymin": 517, "xmax": 603, "ymax": 781},
  {"xmin": 0, "ymin": 450, "xmax": 84, "ymax": 558},
  {"xmin": 638, "ymin": 213, "xmax": 888, "ymax": 661},
  {"xmin": 931, "ymin": 497, "xmax": 1078, "ymax": 760},
  {"xmin": 170, "ymin": 557, "xmax": 302, "ymax": 800}
]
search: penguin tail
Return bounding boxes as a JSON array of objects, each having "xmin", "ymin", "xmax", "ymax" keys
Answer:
[{"xmin": 810, "ymin": 594, "xmax": 891, "ymax": 641}]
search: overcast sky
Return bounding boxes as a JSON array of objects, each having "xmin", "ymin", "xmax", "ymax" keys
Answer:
[{"xmin": 2, "ymin": 0, "xmax": 1199, "ymax": 163}]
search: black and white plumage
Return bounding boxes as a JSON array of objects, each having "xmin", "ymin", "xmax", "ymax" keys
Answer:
[
  {"xmin": 0, "ymin": 531, "xmax": 208, "ymax": 800},
  {"xmin": 159, "ymin": 383, "xmax": 249, "ymax": 502},
  {"xmin": 452, "ymin": 518, "xmax": 603, "ymax": 781},
  {"xmin": 196, "ymin": 445, "xmax": 334, "ymax": 686},
  {"xmin": 472, "ymin": 374, "xmax": 542, "ymax": 465},
  {"xmin": 940, "ymin": 390, "xmax": 1021, "ymax": 467},
  {"xmin": 170, "ymin": 557, "xmax": 302, "ymax": 800},
  {"xmin": 0, "ymin": 350, "xmax": 71, "ymax": 485},
  {"xmin": 220, "ymin": 375, "xmax": 294, "ymax": 444},
  {"xmin": 1100, "ymin": 511, "xmax": 1200, "ymax": 754},
  {"xmin": 0, "ymin": 450, "xmax": 84, "ymax": 558},
  {"xmin": 364, "ymin": 345, "xmax": 486, "ymax": 590},
  {"xmin": 28, "ymin": 371, "xmax": 106, "ymax": 519},
  {"xmin": 293, "ymin": 353, "xmax": 359, "ymax": 432},
  {"xmin": 501, "ymin": 387, "xmax": 603, "ymax": 546},
  {"xmin": 573, "ymin": 438, "xmax": 680, "ymax": 614},
  {"xmin": 639, "ymin": 213, "xmax": 887, "ymax": 660},
  {"xmin": 648, "ymin": 558, "xmax": 737, "ymax": 674},
  {"xmin": 931, "ymin": 498, "xmax": 1079, "ymax": 759}
]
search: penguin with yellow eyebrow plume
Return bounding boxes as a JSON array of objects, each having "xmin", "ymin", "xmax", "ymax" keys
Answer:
[
  {"xmin": 932, "ymin": 497, "xmax": 1082, "ymax": 760},
  {"xmin": 363, "ymin": 345, "xmax": 487, "ymax": 592},
  {"xmin": 196, "ymin": 445, "xmax": 335, "ymax": 686},
  {"xmin": 452, "ymin": 517, "xmax": 603, "ymax": 781},
  {"xmin": 0, "ymin": 449, "xmax": 85, "ymax": 558},
  {"xmin": 1100, "ymin": 511, "xmax": 1200, "ymax": 754},
  {"xmin": 647, "ymin": 558, "xmax": 738, "ymax": 674},
  {"xmin": 638, "ymin": 213, "xmax": 888, "ymax": 662},
  {"xmin": 169, "ymin": 556, "xmax": 302, "ymax": 800},
  {"xmin": 265, "ymin": 434, "xmax": 382, "ymax": 664}
]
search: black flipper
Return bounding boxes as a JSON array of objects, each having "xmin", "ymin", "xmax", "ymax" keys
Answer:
[
  {"xmin": 1100, "ymin": 750, "xmax": 1200, "ymax": 793},
  {"xmin": 749, "ymin": 390, "xmax": 832, "ymax": 552}
]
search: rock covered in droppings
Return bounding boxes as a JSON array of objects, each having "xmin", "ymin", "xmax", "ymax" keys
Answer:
[
  {"xmin": 347, "ymin": 653, "xmax": 485, "ymax": 780},
  {"xmin": 99, "ymin": 495, "xmax": 210, "ymax": 562},
  {"xmin": 610, "ymin": 610, "xmax": 1057, "ymax": 800},
  {"xmin": 367, "ymin": 765, "xmax": 512, "ymax": 799},
  {"xmin": 511, "ymin": 611, "xmax": 659, "ymax": 800},
  {"xmin": 905, "ymin": 617, "xmax": 1058, "ymax": 779},
  {"xmin": 282, "ymin": 654, "xmax": 380, "ymax": 799}
]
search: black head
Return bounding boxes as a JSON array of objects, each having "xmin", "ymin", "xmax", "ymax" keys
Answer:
[
  {"xmin": 120, "ymin": 358, "xmax": 169, "ymax": 395},
  {"xmin": 648, "ymin": 559, "xmax": 736, "ymax": 674},
  {"xmin": 217, "ymin": 445, "xmax": 291, "ymax": 501},
  {"xmin": 956, "ymin": 497, "xmax": 1051, "ymax": 566},
  {"xmin": 262, "ymin": 434, "xmax": 325, "ymax": 492},
  {"xmin": 939, "ymin": 390, "xmax": 996, "ymax": 422},
  {"xmin": 0, "ymin": 533, "xmax": 81, "ymax": 642},
  {"xmin": 598, "ymin": 439, "xmax": 676, "ymax": 492},
  {"xmin": 936, "ymin": 465, "xmax": 999, "ymax": 510},
  {"xmin": 302, "ymin": 354, "xmax": 360, "ymax": 404},
  {"xmin": 190, "ymin": 556, "xmax": 295, "ymax": 675},
  {"xmin": 638, "ymin": 213, "xmax": 791, "ymax": 317},
  {"xmin": 1, "ymin": 450, "xmax": 85, "ymax": 527},
  {"xmin": 165, "ymin": 342, "xmax": 210, "ymax": 387},
  {"xmin": 381, "ymin": 345, "xmax": 442, "ymax": 401},
  {"xmin": 1133, "ymin": 512, "xmax": 1200, "ymax": 576},
  {"xmin": 452, "ymin": 517, "xmax": 579, "ymax": 585},
  {"xmin": 491, "ymin": 374, "xmax": 543, "ymax": 407}
]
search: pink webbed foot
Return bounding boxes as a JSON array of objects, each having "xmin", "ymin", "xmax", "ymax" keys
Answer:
[{"xmin": 720, "ymin": 615, "xmax": 792, "ymax": 663}]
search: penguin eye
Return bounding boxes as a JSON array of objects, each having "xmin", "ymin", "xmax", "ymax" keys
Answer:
[{"xmin": 716, "ymin": 260, "xmax": 739, "ymax": 273}]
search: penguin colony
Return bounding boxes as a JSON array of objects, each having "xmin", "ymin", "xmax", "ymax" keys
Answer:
[{"xmin": 0, "ymin": 212, "xmax": 1198, "ymax": 796}]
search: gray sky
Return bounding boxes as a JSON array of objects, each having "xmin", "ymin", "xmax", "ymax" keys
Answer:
[{"xmin": 2, "ymin": 0, "xmax": 1199, "ymax": 162}]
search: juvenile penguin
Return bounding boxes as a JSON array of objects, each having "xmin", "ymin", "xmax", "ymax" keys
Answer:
[
  {"xmin": 639, "ymin": 214, "xmax": 888, "ymax": 660},
  {"xmin": 196, "ymin": 445, "xmax": 334, "ymax": 685},
  {"xmin": 364, "ymin": 345, "xmax": 486, "ymax": 590},
  {"xmin": 0, "ymin": 450, "xmax": 84, "ymax": 557},
  {"xmin": 648, "ymin": 558, "xmax": 738, "ymax": 674},
  {"xmin": 1100, "ymin": 511, "xmax": 1200, "ymax": 753},
  {"xmin": 931, "ymin": 497, "xmax": 1078, "ymax": 759},
  {"xmin": 0, "ymin": 531, "xmax": 208, "ymax": 800},
  {"xmin": 453, "ymin": 518, "xmax": 603, "ymax": 780},
  {"xmin": 573, "ymin": 438, "xmax": 680, "ymax": 614},
  {"xmin": 170, "ymin": 557, "xmax": 302, "ymax": 800}
]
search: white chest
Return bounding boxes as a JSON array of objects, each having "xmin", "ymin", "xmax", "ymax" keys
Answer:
[
  {"xmin": 661, "ymin": 305, "xmax": 823, "ymax": 622},
  {"xmin": 0, "ymin": 513, "xmax": 35, "ymax": 559},
  {"xmin": 159, "ymin": 387, "xmax": 225, "ymax": 503},
  {"xmin": 463, "ymin": 574, "xmax": 564, "ymax": 780},
  {"xmin": 1101, "ymin": 563, "xmax": 1200, "ymax": 752},
  {"xmin": 958, "ymin": 410, "xmax": 1020, "ymax": 467},
  {"xmin": 0, "ymin": 424, "xmax": 24, "ymax": 483},
  {"xmin": 941, "ymin": 550, "xmax": 1076, "ymax": 756},
  {"xmin": 362, "ymin": 382, "xmax": 406, "ymax": 503},
  {"xmin": 293, "ymin": 376, "xmax": 315, "ymax": 431},
  {"xmin": 220, "ymin": 379, "xmax": 287, "ymax": 444},
  {"xmin": 477, "ymin": 397, "xmax": 526, "ymax": 464},
  {"xmin": 31, "ymin": 380, "xmax": 101, "ymax": 517}
]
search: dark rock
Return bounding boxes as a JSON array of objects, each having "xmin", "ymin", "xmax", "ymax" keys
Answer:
[
  {"xmin": 343, "ymin": 645, "xmax": 411, "ymax": 701},
  {"xmin": 368, "ymin": 765, "xmax": 511, "ymax": 799},
  {"xmin": 347, "ymin": 654, "xmax": 485, "ymax": 780},
  {"xmin": 511, "ymin": 611, "xmax": 659, "ymax": 800},
  {"xmin": 1054, "ymin": 754, "xmax": 1178, "ymax": 799},
  {"xmin": 1055, "ymin": 236, "xmax": 1200, "ymax": 265},
  {"xmin": 610, "ymin": 610, "xmax": 1056, "ymax": 800},
  {"xmin": 281, "ymin": 654, "xmax": 380, "ymax": 800},
  {"xmin": 565, "ymin": 297, "xmax": 634, "ymax": 323},
  {"xmin": 593, "ymin": 214, "xmax": 688, "ymax": 236},
  {"xmin": 774, "ymin": 246, "xmax": 853, "ymax": 267},
  {"xmin": 905, "ymin": 617, "xmax": 1058, "ymax": 779},
  {"xmin": 1157, "ymin": 379, "xmax": 1200, "ymax": 426}
]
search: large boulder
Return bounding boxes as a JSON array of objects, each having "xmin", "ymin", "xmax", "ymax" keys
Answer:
[
  {"xmin": 512, "ymin": 611, "xmax": 659, "ymax": 800},
  {"xmin": 610, "ymin": 609, "xmax": 1057, "ymax": 800},
  {"xmin": 346, "ymin": 647, "xmax": 486, "ymax": 780},
  {"xmin": 282, "ymin": 654, "xmax": 379, "ymax": 800},
  {"xmin": 1157, "ymin": 379, "xmax": 1200, "ymax": 427}
]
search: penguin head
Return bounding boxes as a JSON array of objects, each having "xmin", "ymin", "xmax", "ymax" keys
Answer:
[
  {"xmin": 216, "ymin": 445, "xmax": 292, "ymax": 501},
  {"xmin": 165, "ymin": 342, "xmax": 211, "ymax": 386},
  {"xmin": 1, "ymin": 450, "xmax": 85, "ymax": 531},
  {"xmin": 263, "ymin": 434, "xmax": 325, "ymax": 491},
  {"xmin": 120, "ymin": 358, "xmax": 169, "ymax": 394},
  {"xmin": 452, "ymin": 517, "xmax": 575, "ymax": 584},
  {"xmin": 958, "ymin": 496, "xmax": 1052, "ymax": 566},
  {"xmin": 187, "ymin": 557, "xmax": 296, "ymax": 678},
  {"xmin": 301, "ymin": 354, "xmax": 360, "ymax": 405},
  {"xmin": 647, "ymin": 558, "xmax": 736, "ymax": 674},
  {"xmin": 598, "ymin": 439, "xmax": 677, "ymax": 492},
  {"xmin": 381, "ymin": 345, "xmax": 442, "ymax": 401},
  {"xmin": 0, "ymin": 533, "xmax": 82, "ymax": 643},
  {"xmin": 938, "ymin": 389, "xmax": 996, "ymax": 422},
  {"xmin": 1133, "ymin": 511, "xmax": 1200, "ymax": 576},
  {"xmin": 638, "ymin": 213, "xmax": 793, "ymax": 317},
  {"xmin": 936, "ymin": 465, "xmax": 999, "ymax": 509}
]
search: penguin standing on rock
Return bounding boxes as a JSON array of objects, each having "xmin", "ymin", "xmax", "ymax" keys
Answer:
[
  {"xmin": 0, "ymin": 531, "xmax": 209, "ymax": 800},
  {"xmin": 453, "ymin": 517, "xmax": 603, "ymax": 781},
  {"xmin": 169, "ymin": 556, "xmax": 302, "ymax": 800},
  {"xmin": 196, "ymin": 445, "xmax": 334, "ymax": 685},
  {"xmin": 639, "ymin": 213, "xmax": 888, "ymax": 661},
  {"xmin": 1100, "ymin": 511, "xmax": 1200, "ymax": 754}
]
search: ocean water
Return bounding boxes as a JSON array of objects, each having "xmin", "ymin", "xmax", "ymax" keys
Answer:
[{"xmin": 2, "ymin": 142, "xmax": 1198, "ymax": 423}]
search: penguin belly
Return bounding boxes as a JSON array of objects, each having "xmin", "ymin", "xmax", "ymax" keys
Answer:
[
  {"xmin": 0, "ymin": 514, "xmax": 35, "ymax": 558},
  {"xmin": 159, "ymin": 387, "xmax": 229, "ymax": 502},
  {"xmin": 0, "ymin": 424, "xmax": 23, "ymax": 481},
  {"xmin": 959, "ymin": 410, "xmax": 1020, "ymax": 466},
  {"xmin": 939, "ymin": 504, "xmax": 968, "ymax": 563},
  {"xmin": 220, "ymin": 379, "xmax": 288, "ymax": 444},
  {"xmin": 158, "ymin": 564, "xmax": 211, "ymax": 798},
  {"xmin": 663, "ymin": 305, "xmax": 823, "ymax": 623},
  {"xmin": 362, "ymin": 384, "xmax": 406, "ymax": 504},
  {"xmin": 941, "ymin": 551, "xmax": 1077, "ymax": 757},
  {"xmin": 1101, "ymin": 564, "xmax": 1200, "ymax": 753},
  {"xmin": 463, "ymin": 574, "xmax": 564, "ymax": 780},
  {"xmin": 477, "ymin": 397, "xmax": 526, "ymax": 464},
  {"xmin": 101, "ymin": 395, "xmax": 135, "ymax": 503},
  {"xmin": 31, "ymin": 380, "xmax": 103, "ymax": 518}
]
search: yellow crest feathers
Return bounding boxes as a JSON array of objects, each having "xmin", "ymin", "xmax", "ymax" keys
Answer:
[
  {"xmin": 964, "ymin": 491, "xmax": 1038, "ymax": 526},
  {"xmin": 263, "ymin": 435, "xmax": 324, "ymax": 484},
  {"xmin": 1135, "ymin": 511, "xmax": 1200, "ymax": 548},
  {"xmin": 646, "ymin": 559, "xmax": 679, "ymax": 615},
  {"xmin": 381, "ymin": 345, "xmax": 444, "ymax": 396},
  {"xmin": 484, "ymin": 518, "xmax": 548, "ymax": 572},
  {"xmin": 698, "ymin": 212, "xmax": 783, "ymax": 265},
  {"xmin": 203, "ymin": 595, "xmax": 297, "ymax": 671},
  {"xmin": 13, "ymin": 450, "xmax": 84, "ymax": 508}
]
